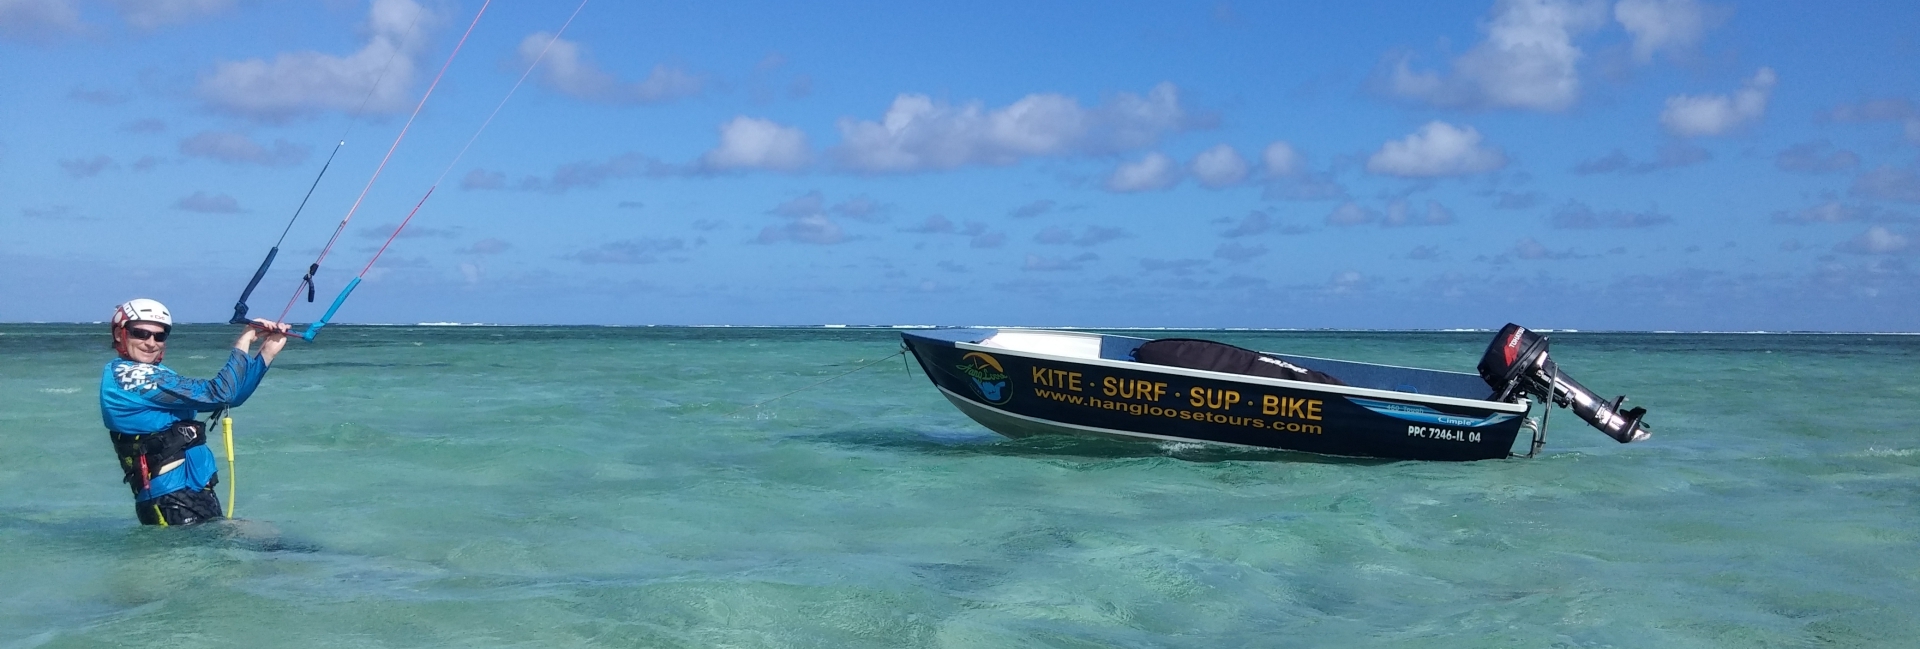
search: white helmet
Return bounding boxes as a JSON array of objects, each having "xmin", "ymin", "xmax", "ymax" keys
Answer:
[{"xmin": 113, "ymin": 298, "xmax": 173, "ymax": 331}]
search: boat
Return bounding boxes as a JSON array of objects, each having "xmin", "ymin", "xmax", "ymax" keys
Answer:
[{"xmin": 900, "ymin": 324, "xmax": 1650, "ymax": 461}]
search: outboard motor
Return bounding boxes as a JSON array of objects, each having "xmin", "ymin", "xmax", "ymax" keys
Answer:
[{"xmin": 1478, "ymin": 323, "xmax": 1651, "ymax": 444}]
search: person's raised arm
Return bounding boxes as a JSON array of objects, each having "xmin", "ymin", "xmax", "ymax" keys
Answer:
[{"xmin": 255, "ymin": 319, "xmax": 290, "ymax": 366}]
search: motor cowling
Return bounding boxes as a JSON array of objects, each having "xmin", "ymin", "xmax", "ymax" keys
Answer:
[{"xmin": 1478, "ymin": 323, "xmax": 1651, "ymax": 444}]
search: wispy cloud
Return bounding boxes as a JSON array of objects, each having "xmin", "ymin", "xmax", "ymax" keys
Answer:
[
  {"xmin": 1509, "ymin": 236, "xmax": 1586, "ymax": 260},
  {"xmin": 59, "ymin": 155, "xmax": 114, "ymax": 178},
  {"xmin": 173, "ymin": 191, "xmax": 244, "ymax": 213},
  {"xmin": 1326, "ymin": 202, "xmax": 1380, "ymax": 227},
  {"xmin": 113, "ymin": 0, "xmax": 237, "ymax": 30},
  {"xmin": 0, "ymin": 0, "xmax": 86, "ymax": 42},
  {"xmin": 567, "ymin": 237, "xmax": 687, "ymax": 263},
  {"xmin": 1034, "ymin": 225, "xmax": 1128, "ymax": 247},
  {"xmin": 1489, "ymin": 191, "xmax": 1543, "ymax": 209},
  {"xmin": 1140, "ymin": 258, "xmax": 1207, "ymax": 275},
  {"xmin": 178, "ymin": 131, "xmax": 308, "ymax": 167},
  {"xmin": 1851, "ymin": 165, "xmax": 1920, "ymax": 203},
  {"xmin": 1823, "ymin": 97, "xmax": 1920, "ymax": 145},
  {"xmin": 1550, "ymin": 200, "xmax": 1672, "ymax": 229},
  {"xmin": 1383, "ymin": 199, "xmax": 1457, "ymax": 227},
  {"xmin": 476, "ymin": 153, "xmax": 679, "ymax": 193},
  {"xmin": 1023, "ymin": 252, "xmax": 1099, "ymax": 272},
  {"xmin": 1836, "ymin": 226, "xmax": 1914, "ymax": 256},
  {"xmin": 1573, "ymin": 142, "xmax": 1710, "ymax": 174},
  {"xmin": 521, "ymin": 33, "xmax": 703, "ymax": 104},
  {"xmin": 1775, "ymin": 141, "xmax": 1861, "ymax": 174},
  {"xmin": 1009, "ymin": 199, "xmax": 1056, "ymax": 219},
  {"xmin": 1213, "ymin": 241, "xmax": 1267, "ymax": 262},
  {"xmin": 1771, "ymin": 200, "xmax": 1912, "ymax": 225},
  {"xmin": 459, "ymin": 238, "xmax": 511, "ymax": 255},
  {"xmin": 757, "ymin": 192, "xmax": 852, "ymax": 245},
  {"xmin": 832, "ymin": 83, "xmax": 1191, "ymax": 173}
]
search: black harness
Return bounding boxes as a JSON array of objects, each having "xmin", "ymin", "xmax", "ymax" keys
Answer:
[{"xmin": 108, "ymin": 419, "xmax": 212, "ymax": 496}]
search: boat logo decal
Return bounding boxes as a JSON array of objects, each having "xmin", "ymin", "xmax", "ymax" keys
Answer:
[
  {"xmin": 1345, "ymin": 397, "xmax": 1517, "ymax": 428},
  {"xmin": 957, "ymin": 352, "xmax": 1011, "ymax": 404}
]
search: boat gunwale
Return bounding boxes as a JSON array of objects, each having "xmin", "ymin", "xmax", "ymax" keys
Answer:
[
  {"xmin": 980, "ymin": 327, "xmax": 1494, "ymax": 380},
  {"xmin": 914, "ymin": 331, "xmax": 1528, "ymax": 414}
]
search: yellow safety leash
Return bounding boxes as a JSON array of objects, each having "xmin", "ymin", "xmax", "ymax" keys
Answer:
[{"xmin": 222, "ymin": 416, "xmax": 236, "ymax": 518}]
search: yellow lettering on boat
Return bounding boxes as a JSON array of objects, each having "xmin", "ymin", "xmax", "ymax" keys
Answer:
[
  {"xmin": 1261, "ymin": 395, "xmax": 1323, "ymax": 421},
  {"xmin": 1189, "ymin": 387, "xmax": 1242, "ymax": 411},
  {"xmin": 1031, "ymin": 366, "xmax": 1084, "ymax": 392},
  {"xmin": 1102, "ymin": 377, "xmax": 1166, "ymax": 401}
]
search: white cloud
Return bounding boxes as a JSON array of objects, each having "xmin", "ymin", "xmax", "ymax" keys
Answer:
[
  {"xmin": 1261, "ymin": 141, "xmax": 1303, "ymax": 177},
  {"xmin": 1660, "ymin": 67, "xmax": 1777, "ymax": 137},
  {"xmin": 521, "ymin": 32, "xmax": 702, "ymax": 104},
  {"xmin": 1105, "ymin": 152, "xmax": 1180, "ymax": 192},
  {"xmin": 1614, "ymin": 0, "xmax": 1710, "ymax": 63},
  {"xmin": 196, "ymin": 0, "xmax": 430, "ymax": 120},
  {"xmin": 832, "ymin": 83, "xmax": 1187, "ymax": 173},
  {"xmin": 1366, "ymin": 121, "xmax": 1508, "ymax": 177},
  {"xmin": 700, "ymin": 117, "xmax": 810, "ymax": 172},
  {"xmin": 1384, "ymin": 0, "xmax": 1607, "ymax": 111},
  {"xmin": 111, "ymin": 0, "xmax": 234, "ymax": 30},
  {"xmin": 1190, "ymin": 144, "xmax": 1248, "ymax": 188}
]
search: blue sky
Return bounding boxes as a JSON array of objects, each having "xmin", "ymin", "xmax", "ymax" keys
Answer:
[{"xmin": 3, "ymin": 0, "xmax": 1917, "ymax": 331}]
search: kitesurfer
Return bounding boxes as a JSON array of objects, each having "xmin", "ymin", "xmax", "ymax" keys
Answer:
[{"xmin": 99, "ymin": 298, "xmax": 289, "ymax": 526}]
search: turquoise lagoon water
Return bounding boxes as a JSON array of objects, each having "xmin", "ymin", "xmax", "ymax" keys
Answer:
[{"xmin": 1, "ymin": 324, "xmax": 1915, "ymax": 647}]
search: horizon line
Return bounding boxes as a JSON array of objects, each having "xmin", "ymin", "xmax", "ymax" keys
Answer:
[{"xmin": 1, "ymin": 322, "xmax": 1914, "ymax": 335}]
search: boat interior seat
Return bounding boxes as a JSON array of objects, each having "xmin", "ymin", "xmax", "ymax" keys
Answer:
[
  {"xmin": 977, "ymin": 330, "xmax": 1106, "ymax": 359},
  {"xmin": 1266, "ymin": 354, "xmax": 1494, "ymax": 400}
]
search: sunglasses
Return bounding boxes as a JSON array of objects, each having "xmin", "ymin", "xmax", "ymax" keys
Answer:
[{"xmin": 126, "ymin": 328, "xmax": 170, "ymax": 342}]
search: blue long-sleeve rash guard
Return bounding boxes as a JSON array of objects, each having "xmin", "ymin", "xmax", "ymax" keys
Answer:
[{"xmin": 100, "ymin": 349, "xmax": 270, "ymax": 501}]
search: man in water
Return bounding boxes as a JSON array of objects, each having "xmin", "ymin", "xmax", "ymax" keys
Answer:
[{"xmin": 99, "ymin": 298, "xmax": 290, "ymax": 526}]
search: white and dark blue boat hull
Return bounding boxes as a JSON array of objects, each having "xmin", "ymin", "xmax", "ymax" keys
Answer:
[{"xmin": 902, "ymin": 329, "xmax": 1535, "ymax": 461}]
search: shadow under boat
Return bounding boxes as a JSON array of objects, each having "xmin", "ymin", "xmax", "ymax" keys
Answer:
[{"xmin": 900, "ymin": 324, "xmax": 1650, "ymax": 462}]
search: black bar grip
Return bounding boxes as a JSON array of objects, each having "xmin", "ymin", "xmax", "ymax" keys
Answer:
[{"xmin": 228, "ymin": 247, "xmax": 279, "ymax": 325}]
